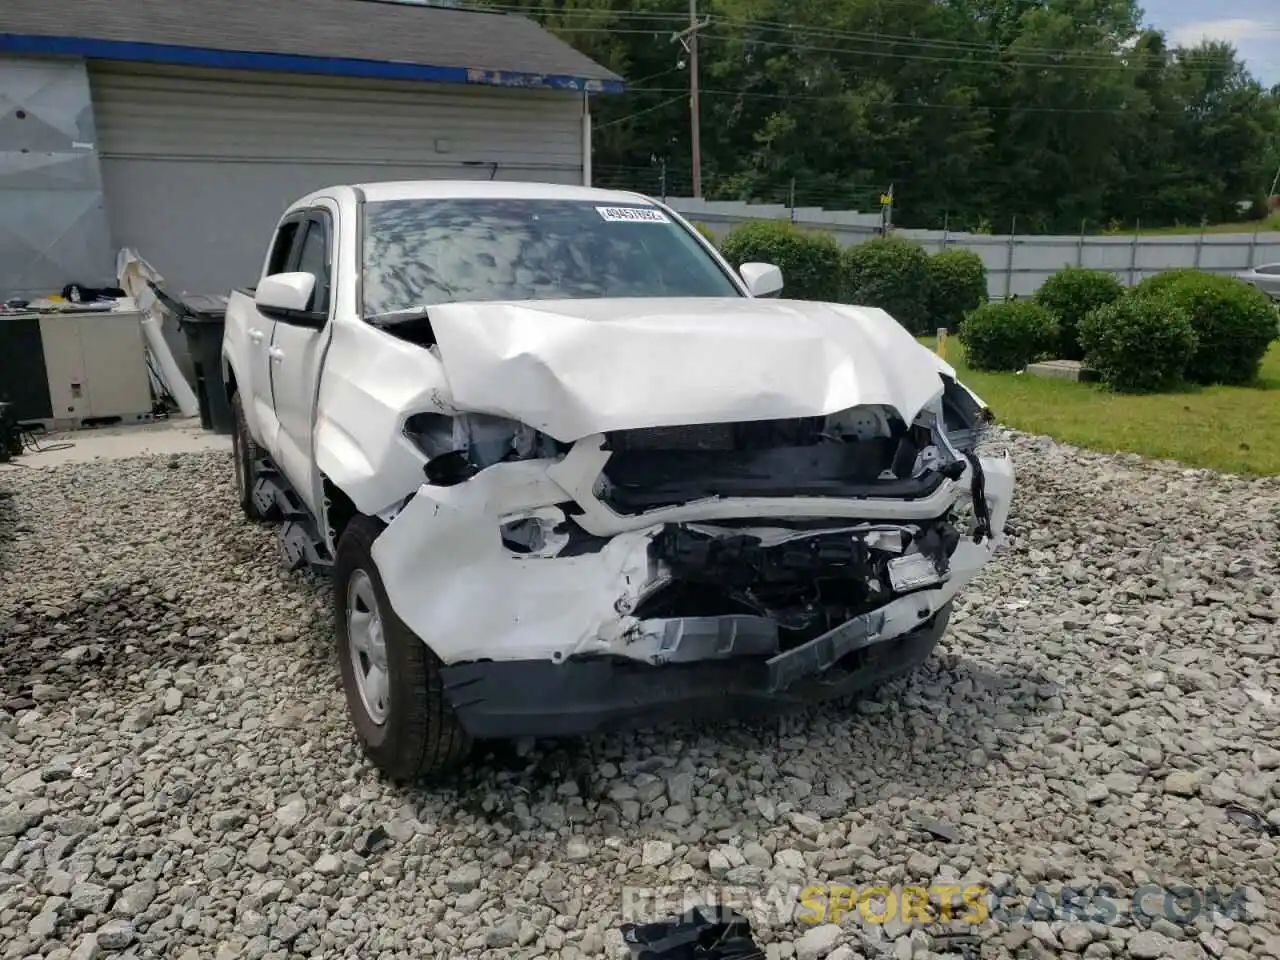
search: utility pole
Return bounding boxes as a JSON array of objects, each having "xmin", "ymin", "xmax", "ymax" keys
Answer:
[
  {"xmin": 689, "ymin": 0, "xmax": 701, "ymax": 198},
  {"xmin": 671, "ymin": 3, "xmax": 710, "ymax": 198}
]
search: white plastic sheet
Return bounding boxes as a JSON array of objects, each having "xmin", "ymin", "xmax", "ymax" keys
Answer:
[{"xmin": 116, "ymin": 248, "xmax": 199, "ymax": 418}]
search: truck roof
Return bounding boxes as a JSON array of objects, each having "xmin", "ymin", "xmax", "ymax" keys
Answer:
[{"xmin": 349, "ymin": 180, "xmax": 658, "ymax": 205}]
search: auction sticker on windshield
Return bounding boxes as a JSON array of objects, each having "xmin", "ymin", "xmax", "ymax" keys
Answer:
[{"xmin": 596, "ymin": 206, "xmax": 670, "ymax": 223}]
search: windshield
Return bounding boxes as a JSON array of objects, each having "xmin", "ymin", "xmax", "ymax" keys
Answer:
[{"xmin": 362, "ymin": 197, "xmax": 741, "ymax": 317}]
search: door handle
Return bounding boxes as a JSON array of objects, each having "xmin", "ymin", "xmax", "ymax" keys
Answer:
[
  {"xmin": 248, "ymin": 328, "xmax": 265, "ymax": 344},
  {"xmin": 268, "ymin": 346, "xmax": 285, "ymax": 362}
]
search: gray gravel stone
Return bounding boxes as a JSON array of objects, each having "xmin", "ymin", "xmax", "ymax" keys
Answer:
[
  {"xmin": 1128, "ymin": 931, "xmax": 1173, "ymax": 958},
  {"xmin": 788, "ymin": 813, "xmax": 822, "ymax": 838},
  {"xmin": 95, "ymin": 919, "xmax": 134, "ymax": 951},
  {"xmin": 445, "ymin": 863, "xmax": 483, "ymax": 892},
  {"xmin": 642, "ymin": 840, "xmax": 673, "ymax": 867},
  {"xmin": 1164, "ymin": 770, "xmax": 1202, "ymax": 796},
  {"xmin": 795, "ymin": 923, "xmax": 843, "ymax": 960},
  {"xmin": 113, "ymin": 880, "xmax": 156, "ymax": 918},
  {"xmin": 1061, "ymin": 922, "xmax": 1095, "ymax": 952},
  {"xmin": 0, "ymin": 808, "xmax": 33, "ymax": 837},
  {"xmin": 312, "ymin": 853, "xmax": 343, "ymax": 876},
  {"xmin": 68, "ymin": 883, "xmax": 112, "ymax": 915},
  {"xmin": 2, "ymin": 431, "xmax": 1279, "ymax": 960},
  {"xmin": 274, "ymin": 796, "xmax": 307, "ymax": 826}
]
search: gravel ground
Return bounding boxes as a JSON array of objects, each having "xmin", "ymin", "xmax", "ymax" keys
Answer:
[{"xmin": 1, "ymin": 430, "xmax": 1279, "ymax": 960}]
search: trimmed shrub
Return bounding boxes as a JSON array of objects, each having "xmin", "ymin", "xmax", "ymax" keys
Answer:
[
  {"xmin": 718, "ymin": 220, "xmax": 842, "ymax": 301},
  {"xmin": 927, "ymin": 249, "xmax": 988, "ymax": 331},
  {"xmin": 1078, "ymin": 294, "xmax": 1198, "ymax": 392},
  {"xmin": 692, "ymin": 221, "xmax": 718, "ymax": 245},
  {"xmin": 1133, "ymin": 268, "xmax": 1202, "ymax": 297},
  {"xmin": 1033, "ymin": 267, "xmax": 1125, "ymax": 360},
  {"xmin": 958, "ymin": 301, "xmax": 1060, "ymax": 371},
  {"xmin": 842, "ymin": 235, "xmax": 933, "ymax": 334},
  {"xmin": 1135, "ymin": 271, "xmax": 1278, "ymax": 384}
]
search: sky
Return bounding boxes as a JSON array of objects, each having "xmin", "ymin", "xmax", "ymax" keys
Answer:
[{"xmin": 1142, "ymin": 0, "xmax": 1280, "ymax": 85}]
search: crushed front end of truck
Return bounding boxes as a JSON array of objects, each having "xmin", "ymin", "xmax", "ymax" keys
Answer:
[{"xmin": 370, "ymin": 386, "xmax": 1013, "ymax": 739}]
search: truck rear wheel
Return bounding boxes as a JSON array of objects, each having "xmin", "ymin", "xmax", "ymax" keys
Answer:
[
  {"xmin": 231, "ymin": 391, "xmax": 266, "ymax": 522},
  {"xmin": 334, "ymin": 515, "xmax": 471, "ymax": 781}
]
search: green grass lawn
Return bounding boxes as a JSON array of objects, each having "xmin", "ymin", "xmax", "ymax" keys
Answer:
[{"xmin": 931, "ymin": 338, "xmax": 1280, "ymax": 476}]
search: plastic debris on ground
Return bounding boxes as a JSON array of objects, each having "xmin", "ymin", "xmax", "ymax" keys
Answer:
[{"xmin": 619, "ymin": 905, "xmax": 766, "ymax": 960}]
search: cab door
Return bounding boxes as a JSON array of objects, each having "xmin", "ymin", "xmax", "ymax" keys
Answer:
[
  {"xmin": 267, "ymin": 206, "xmax": 336, "ymax": 517},
  {"xmin": 243, "ymin": 213, "xmax": 307, "ymax": 456}
]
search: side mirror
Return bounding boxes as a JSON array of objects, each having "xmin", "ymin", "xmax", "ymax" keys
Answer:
[
  {"xmin": 740, "ymin": 262, "xmax": 784, "ymax": 298},
  {"xmin": 255, "ymin": 272, "xmax": 320, "ymax": 324}
]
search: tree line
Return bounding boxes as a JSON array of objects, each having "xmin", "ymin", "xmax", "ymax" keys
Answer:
[{"xmin": 481, "ymin": 0, "xmax": 1280, "ymax": 234}]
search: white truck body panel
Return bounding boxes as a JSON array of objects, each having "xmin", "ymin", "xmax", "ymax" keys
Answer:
[{"xmin": 425, "ymin": 297, "xmax": 963, "ymax": 442}]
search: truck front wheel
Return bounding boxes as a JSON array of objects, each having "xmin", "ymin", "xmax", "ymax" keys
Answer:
[{"xmin": 334, "ymin": 515, "xmax": 471, "ymax": 781}]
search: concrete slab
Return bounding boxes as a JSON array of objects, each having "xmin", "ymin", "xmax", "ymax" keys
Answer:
[
  {"xmin": 4, "ymin": 417, "xmax": 230, "ymax": 468},
  {"xmin": 1026, "ymin": 359, "xmax": 1100, "ymax": 382}
]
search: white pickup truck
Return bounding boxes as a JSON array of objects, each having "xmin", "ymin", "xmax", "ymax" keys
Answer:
[{"xmin": 221, "ymin": 180, "xmax": 1014, "ymax": 781}]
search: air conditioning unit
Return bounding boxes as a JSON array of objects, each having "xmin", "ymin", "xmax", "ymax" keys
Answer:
[{"xmin": 0, "ymin": 309, "xmax": 152, "ymax": 426}]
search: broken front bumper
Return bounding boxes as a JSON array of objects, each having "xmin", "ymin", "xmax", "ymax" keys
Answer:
[
  {"xmin": 437, "ymin": 602, "xmax": 953, "ymax": 738},
  {"xmin": 369, "ymin": 443, "xmax": 1013, "ymax": 737}
]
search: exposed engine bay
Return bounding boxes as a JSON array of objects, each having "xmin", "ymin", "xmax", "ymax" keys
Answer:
[
  {"xmin": 641, "ymin": 518, "xmax": 962, "ymax": 643},
  {"xmin": 640, "ymin": 519, "xmax": 962, "ymax": 647}
]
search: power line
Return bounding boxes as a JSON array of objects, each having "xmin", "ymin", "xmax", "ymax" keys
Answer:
[
  {"xmin": 523, "ymin": 24, "xmax": 1270, "ymax": 77},
  {"xmin": 594, "ymin": 93, "xmax": 685, "ymax": 129},
  {"xmin": 689, "ymin": 29, "xmax": 1264, "ymax": 74},
  {"xmin": 709, "ymin": 16, "xmax": 1280, "ymax": 65},
  {"xmin": 627, "ymin": 85, "xmax": 1140, "ymax": 116},
  {"xmin": 463, "ymin": 2, "xmax": 1276, "ymax": 76},
  {"xmin": 621, "ymin": 65, "xmax": 685, "ymax": 88},
  {"xmin": 461, "ymin": 2, "xmax": 687, "ymax": 23}
]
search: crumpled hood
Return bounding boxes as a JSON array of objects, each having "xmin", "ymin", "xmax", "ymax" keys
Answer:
[{"xmin": 427, "ymin": 297, "xmax": 957, "ymax": 442}]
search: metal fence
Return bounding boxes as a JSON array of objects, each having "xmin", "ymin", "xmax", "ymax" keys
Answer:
[{"xmin": 665, "ymin": 197, "xmax": 1280, "ymax": 299}]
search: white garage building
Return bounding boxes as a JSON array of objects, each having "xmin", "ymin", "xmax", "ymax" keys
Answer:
[{"xmin": 0, "ymin": 0, "xmax": 622, "ymax": 299}]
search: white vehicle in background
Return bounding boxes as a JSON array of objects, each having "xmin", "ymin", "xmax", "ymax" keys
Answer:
[
  {"xmin": 1237, "ymin": 263, "xmax": 1280, "ymax": 300},
  {"xmin": 220, "ymin": 180, "xmax": 1015, "ymax": 780}
]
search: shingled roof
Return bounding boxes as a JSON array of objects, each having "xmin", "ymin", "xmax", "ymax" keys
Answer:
[{"xmin": 0, "ymin": 0, "xmax": 624, "ymax": 93}]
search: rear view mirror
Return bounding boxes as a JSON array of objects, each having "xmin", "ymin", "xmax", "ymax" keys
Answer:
[{"xmin": 740, "ymin": 262, "xmax": 784, "ymax": 298}]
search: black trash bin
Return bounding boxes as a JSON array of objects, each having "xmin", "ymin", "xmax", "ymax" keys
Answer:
[{"xmin": 169, "ymin": 293, "xmax": 234, "ymax": 435}]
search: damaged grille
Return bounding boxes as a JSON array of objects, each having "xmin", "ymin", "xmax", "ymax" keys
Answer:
[
  {"xmin": 639, "ymin": 520, "xmax": 960, "ymax": 642},
  {"xmin": 601, "ymin": 416, "xmax": 945, "ymax": 513},
  {"xmin": 609, "ymin": 419, "xmax": 824, "ymax": 454},
  {"xmin": 653, "ymin": 525, "xmax": 876, "ymax": 588},
  {"xmin": 610, "ymin": 423, "xmax": 738, "ymax": 452}
]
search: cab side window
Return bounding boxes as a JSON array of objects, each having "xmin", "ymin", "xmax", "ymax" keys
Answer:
[
  {"xmin": 294, "ymin": 217, "xmax": 332, "ymax": 315},
  {"xmin": 266, "ymin": 220, "xmax": 301, "ymax": 278}
]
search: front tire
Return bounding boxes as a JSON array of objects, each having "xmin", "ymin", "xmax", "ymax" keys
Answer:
[
  {"xmin": 334, "ymin": 515, "xmax": 471, "ymax": 781},
  {"xmin": 231, "ymin": 391, "xmax": 266, "ymax": 522},
  {"xmin": 864, "ymin": 599, "xmax": 954, "ymax": 689}
]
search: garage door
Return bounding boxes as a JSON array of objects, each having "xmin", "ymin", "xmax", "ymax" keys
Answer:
[{"xmin": 89, "ymin": 61, "xmax": 586, "ymax": 296}]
